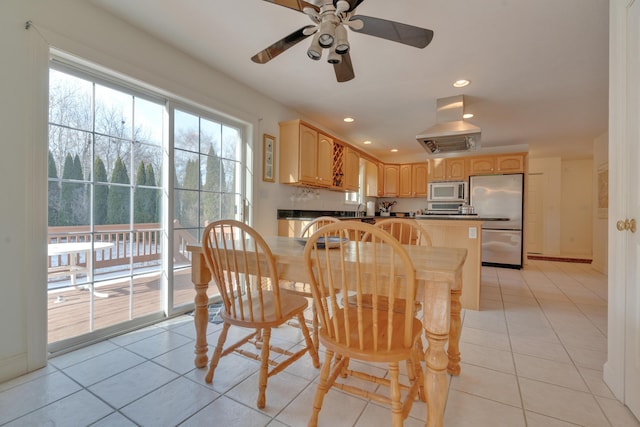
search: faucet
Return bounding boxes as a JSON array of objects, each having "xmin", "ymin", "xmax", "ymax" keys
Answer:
[{"xmin": 355, "ymin": 203, "xmax": 364, "ymax": 217}]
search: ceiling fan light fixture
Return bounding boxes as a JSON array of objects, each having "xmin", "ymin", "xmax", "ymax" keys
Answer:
[
  {"xmin": 318, "ymin": 19, "xmax": 337, "ymax": 48},
  {"xmin": 334, "ymin": 24, "xmax": 349, "ymax": 54},
  {"xmin": 334, "ymin": 0, "xmax": 351, "ymax": 14},
  {"xmin": 327, "ymin": 47, "xmax": 342, "ymax": 64},
  {"xmin": 307, "ymin": 32, "xmax": 323, "ymax": 61}
]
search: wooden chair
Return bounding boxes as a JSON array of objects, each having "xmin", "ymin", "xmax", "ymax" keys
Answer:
[
  {"xmin": 364, "ymin": 218, "xmax": 433, "ymax": 247},
  {"xmin": 201, "ymin": 219, "xmax": 320, "ymax": 409},
  {"xmin": 281, "ymin": 216, "xmax": 340, "ymax": 351},
  {"xmin": 303, "ymin": 221, "xmax": 425, "ymax": 427},
  {"xmin": 357, "ymin": 218, "xmax": 432, "ymax": 314}
]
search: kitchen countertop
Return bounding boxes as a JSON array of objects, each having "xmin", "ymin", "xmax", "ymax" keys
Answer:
[{"xmin": 277, "ymin": 210, "xmax": 508, "ymax": 221}]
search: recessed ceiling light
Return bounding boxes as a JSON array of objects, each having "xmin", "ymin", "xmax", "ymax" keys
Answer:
[
  {"xmin": 363, "ymin": 140, "xmax": 372, "ymax": 145},
  {"xmin": 390, "ymin": 148, "xmax": 398, "ymax": 152},
  {"xmin": 453, "ymin": 79, "xmax": 470, "ymax": 88},
  {"xmin": 463, "ymin": 113, "xmax": 474, "ymax": 119},
  {"xmin": 343, "ymin": 117, "xmax": 355, "ymax": 123}
]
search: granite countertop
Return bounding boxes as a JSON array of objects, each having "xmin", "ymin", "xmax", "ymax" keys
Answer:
[{"xmin": 277, "ymin": 210, "xmax": 508, "ymax": 221}]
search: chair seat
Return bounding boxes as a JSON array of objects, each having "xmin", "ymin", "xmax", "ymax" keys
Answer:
[
  {"xmin": 221, "ymin": 291, "xmax": 309, "ymax": 327},
  {"xmin": 319, "ymin": 308, "xmax": 423, "ymax": 362}
]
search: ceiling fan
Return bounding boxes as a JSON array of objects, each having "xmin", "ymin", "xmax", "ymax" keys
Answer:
[{"xmin": 251, "ymin": 0, "xmax": 434, "ymax": 82}]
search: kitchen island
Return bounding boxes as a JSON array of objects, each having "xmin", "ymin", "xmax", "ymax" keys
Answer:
[{"xmin": 277, "ymin": 210, "xmax": 505, "ymax": 310}]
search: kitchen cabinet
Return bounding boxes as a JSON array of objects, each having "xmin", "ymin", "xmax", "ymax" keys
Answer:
[
  {"xmin": 279, "ymin": 120, "xmax": 333, "ymax": 187},
  {"xmin": 382, "ymin": 164, "xmax": 400, "ymax": 197},
  {"xmin": 495, "ymin": 153, "xmax": 526, "ymax": 173},
  {"xmin": 399, "ymin": 164, "xmax": 413, "ymax": 197},
  {"xmin": 399, "ymin": 163, "xmax": 428, "ymax": 197},
  {"xmin": 468, "ymin": 153, "xmax": 526, "ymax": 175},
  {"xmin": 377, "ymin": 162, "xmax": 385, "ymax": 196},
  {"xmin": 412, "ymin": 162, "xmax": 429, "ymax": 197},
  {"xmin": 343, "ymin": 146, "xmax": 360, "ymax": 191},
  {"xmin": 468, "ymin": 157, "xmax": 495, "ymax": 175},
  {"xmin": 364, "ymin": 158, "xmax": 378, "ymax": 197},
  {"xmin": 429, "ymin": 158, "xmax": 466, "ymax": 181}
]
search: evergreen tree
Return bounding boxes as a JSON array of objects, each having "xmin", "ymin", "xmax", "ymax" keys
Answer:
[
  {"xmin": 145, "ymin": 163, "xmax": 158, "ymax": 223},
  {"xmin": 203, "ymin": 145, "xmax": 222, "ymax": 221},
  {"xmin": 59, "ymin": 153, "xmax": 76, "ymax": 226},
  {"xmin": 71, "ymin": 154, "xmax": 88, "ymax": 225},
  {"xmin": 134, "ymin": 160, "xmax": 147, "ymax": 223},
  {"xmin": 107, "ymin": 155, "xmax": 130, "ymax": 225},
  {"xmin": 94, "ymin": 156, "xmax": 109, "ymax": 225},
  {"xmin": 47, "ymin": 150, "xmax": 60, "ymax": 226},
  {"xmin": 180, "ymin": 159, "xmax": 200, "ymax": 227}
]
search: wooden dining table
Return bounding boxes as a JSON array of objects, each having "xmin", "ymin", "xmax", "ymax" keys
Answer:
[{"xmin": 187, "ymin": 236, "xmax": 467, "ymax": 427}]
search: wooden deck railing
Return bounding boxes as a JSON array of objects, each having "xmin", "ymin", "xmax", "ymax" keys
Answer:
[{"xmin": 47, "ymin": 222, "xmax": 197, "ymax": 274}]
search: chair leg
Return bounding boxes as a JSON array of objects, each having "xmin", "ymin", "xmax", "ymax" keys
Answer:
[
  {"xmin": 309, "ymin": 350, "xmax": 335, "ymax": 427},
  {"xmin": 311, "ymin": 304, "xmax": 319, "ymax": 354},
  {"xmin": 413, "ymin": 343, "xmax": 427, "ymax": 402},
  {"xmin": 297, "ymin": 313, "xmax": 320, "ymax": 368},
  {"xmin": 388, "ymin": 362, "xmax": 403, "ymax": 427},
  {"xmin": 257, "ymin": 327, "xmax": 271, "ymax": 409},
  {"xmin": 205, "ymin": 322, "xmax": 230, "ymax": 383}
]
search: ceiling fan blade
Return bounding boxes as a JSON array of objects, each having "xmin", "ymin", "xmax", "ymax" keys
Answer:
[
  {"xmin": 334, "ymin": 52, "xmax": 355, "ymax": 82},
  {"xmin": 262, "ymin": 0, "xmax": 320, "ymax": 13},
  {"xmin": 251, "ymin": 25, "xmax": 316, "ymax": 64},
  {"xmin": 350, "ymin": 15, "xmax": 434, "ymax": 48}
]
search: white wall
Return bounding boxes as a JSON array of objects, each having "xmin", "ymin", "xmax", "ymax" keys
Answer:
[
  {"xmin": 592, "ymin": 132, "xmax": 609, "ymax": 274},
  {"xmin": 560, "ymin": 159, "xmax": 593, "ymax": 256}
]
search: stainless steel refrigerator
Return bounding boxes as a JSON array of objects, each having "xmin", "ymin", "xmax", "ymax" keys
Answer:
[{"xmin": 470, "ymin": 173, "xmax": 524, "ymax": 269}]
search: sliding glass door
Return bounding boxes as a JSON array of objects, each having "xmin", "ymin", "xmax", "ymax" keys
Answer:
[{"xmin": 47, "ymin": 58, "xmax": 251, "ymax": 351}]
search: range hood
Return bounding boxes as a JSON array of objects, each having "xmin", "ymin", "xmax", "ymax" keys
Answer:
[{"xmin": 416, "ymin": 95, "xmax": 481, "ymax": 154}]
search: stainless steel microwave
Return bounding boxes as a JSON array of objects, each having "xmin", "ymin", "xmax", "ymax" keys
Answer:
[{"xmin": 428, "ymin": 181, "xmax": 467, "ymax": 201}]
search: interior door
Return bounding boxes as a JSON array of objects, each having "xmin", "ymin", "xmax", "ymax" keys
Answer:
[{"xmin": 624, "ymin": 0, "xmax": 640, "ymax": 418}]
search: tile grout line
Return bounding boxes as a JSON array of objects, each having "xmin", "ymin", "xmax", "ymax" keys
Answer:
[
  {"xmin": 490, "ymin": 266, "xmax": 530, "ymax": 427},
  {"xmin": 519, "ymin": 260, "xmax": 614, "ymax": 427}
]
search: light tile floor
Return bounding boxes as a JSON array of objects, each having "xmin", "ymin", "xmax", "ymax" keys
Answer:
[{"xmin": 2, "ymin": 260, "xmax": 640, "ymax": 426}]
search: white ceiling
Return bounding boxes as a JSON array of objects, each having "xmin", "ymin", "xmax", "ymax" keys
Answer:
[{"xmin": 90, "ymin": 0, "xmax": 609, "ymax": 162}]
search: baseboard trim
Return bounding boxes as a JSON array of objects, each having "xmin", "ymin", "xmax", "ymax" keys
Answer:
[{"xmin": 527, "ymin": 254, "xmax": 592, "ymax": 264}]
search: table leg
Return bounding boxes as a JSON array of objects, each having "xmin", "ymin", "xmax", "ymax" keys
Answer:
[
  {"xmin": 191, "ymin": 251, "xmax": 211, "ymax": 368},
  {"xmin": 421, "ymin": 280, "xmax": 451, "ymax": 427},
  {"xmin": 447, "ymin": 286, "xmax": 462, "ymax": 375},
  {"xmin": 84, "ymin": 248, "xmax": 109, "ymax": 298},
  {"xmin": 424, "ymin": 331, "xmax": 449, "ymax": 427},
  {"xmin": 70, "ymin": 252, "xmax": 78, "ymax": 287}
]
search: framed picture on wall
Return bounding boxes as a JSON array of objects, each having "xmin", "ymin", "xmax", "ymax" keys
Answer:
[{"xmin": 262, "ymin": 134, "xmax": 276, "ymax": 182}]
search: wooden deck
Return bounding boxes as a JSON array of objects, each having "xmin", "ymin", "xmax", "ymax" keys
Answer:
[{"xmin": 47, "ymin": 268, "xmax": 214, "ymax": 344}]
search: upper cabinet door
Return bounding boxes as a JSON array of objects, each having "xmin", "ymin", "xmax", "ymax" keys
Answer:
[
  {"xmin": 447, "ymin": 158, "xmax": 466, "ymax": 181},
  {"xmin": 399, "ymin": 164, "xmax": 413, "ymax": 197},
  {"xmin": 495, "ymin": 154, "xmax": 525, "ymax": 173},
  {"xmin": 468, "ymin": 157, "xmax": 495, "ymax": 175},
  {"xmin": 383, "ymin": 164, "xmax": 399, "ymax": 197},
  {"xmin": 377, "ymin": 162, "xmax": 385, "ymax": 196},
  {"xmin": 429, "ymin": 159, "xmax": 446, "ymax": 181},
  {"xmin": 412, "ymin": 163, "xmax": 429, "ymax": 197},
  {"xmin": 343, "ymin": 147, "xmax": 360, "ymax": 191},
  {"xmin": 316, "ymin": 133, "xmax": 333, "ymax": 185},
  {"xmin": 299, "ymin": 124, "xmax": 319, "ymax": 184}
]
